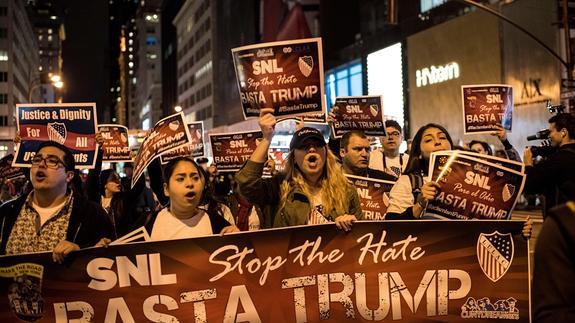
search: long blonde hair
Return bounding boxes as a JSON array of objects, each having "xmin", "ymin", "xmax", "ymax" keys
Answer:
[{"xmin": 279, "ymin": 148, "xmax": 351, "ymax": 216}]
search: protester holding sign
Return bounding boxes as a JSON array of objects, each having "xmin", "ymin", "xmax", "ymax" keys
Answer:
[
  {"xmin": 136, "ymin": 157, "xmax": 238, "ymax": 240},
  {"xmin": 468, "ymin": 124, "xmax": 521, "ymax": 161},
  {"xmin": 236, "ymin": 108, "xmax": 362, "ymax": 230},
  {"xmin": 0, "ymin": 141, "xmax": 113, "ymax": 263},
  {"xmin": 85, "ymin": 134, "xmax": 147, "ymax": 239},
  {"xmin": 386, "ymin": 123, "xmax": 532, "ymax": 237},
  {"xmin": 387, "ymin": 124, "xmax": 454, "ymax": 220}
]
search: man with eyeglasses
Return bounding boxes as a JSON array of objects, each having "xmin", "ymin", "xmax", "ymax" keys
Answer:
[
  {"xmin": 340, "ymin": 130, "xmax": 395, "ymax": 181},
  {"xmin": 0, "ymin": 141, "xmax": 113, "ymax": 263},
  {"xmin": 369, "ymin": 120, "xmax": 409, "ymax": 179}
]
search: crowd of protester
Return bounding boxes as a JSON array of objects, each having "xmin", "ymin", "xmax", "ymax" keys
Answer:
[
  {"xmin": 1, "ymin": 109, "xmax": 574, "ymax": 320},
  {"xmin": 3, "ymin": 110, "xmax": 563, "ymax": 254}
]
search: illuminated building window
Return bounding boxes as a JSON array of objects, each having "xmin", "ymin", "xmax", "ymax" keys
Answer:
[
  {"xmin": 421, "ymin": 0, "xmax": 447, "ymax": 12},
  {"xmin": 325, "ymin": 60, "xmax": 363, "ymax": 111},
  {"xmin": 367, "ymin": 42, "xmax": 404, "ymax": 126}
]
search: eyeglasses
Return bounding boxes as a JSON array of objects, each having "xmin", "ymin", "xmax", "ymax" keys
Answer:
[
  {"xmin": 387, "ymin": 131, "xmax": 401, "ymax": 138},
  {"xmin": 31, "ymin": 155, "xmax": 66, "ymax": 169}
]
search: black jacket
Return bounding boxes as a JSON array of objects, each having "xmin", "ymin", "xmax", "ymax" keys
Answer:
[
  {"xmin": 0, "ymin": 192, "xmax": 114, "ymax": 255},
  {"xmin": 524, "ymin": 143, "xmax": 575, "ymax": 211},
  {"xmin": 533, "ymin": 202, "xmax": 575, "ymax": 322},
  {"xmin": 86, "ymin": 149, "xmax": 147, "ymax": 238}
]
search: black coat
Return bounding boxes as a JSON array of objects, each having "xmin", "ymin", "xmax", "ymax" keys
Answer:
[
  {"xmin": 533, "ymin": 202, "xmax": 575, "ymax": 322},
  {"xmin": 524, "ymin": 143, "xmax": 575, "ymax": 211},
  {"xmin": 0, "ymin": 192, "xmax": 114, "ymax": 255}
]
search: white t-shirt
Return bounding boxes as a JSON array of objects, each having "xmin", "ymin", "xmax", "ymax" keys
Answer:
[
  {"xmin": 248, "ymin": 208, "xmax": 260, "ymax": 231},
  {"xmin": 150, "ymin": 208, "xmax": 213, "ymax": 241},
  {"xmin": 387, "ymin": 174, "xmax": 444, "ymax": 219},
  {"xmin": 33, "ymin": 199, "xmax": 68, "ymax": 227},
  {"xmin": 369, "ymin": 150, "xmax": 409, "ymax": 178}
]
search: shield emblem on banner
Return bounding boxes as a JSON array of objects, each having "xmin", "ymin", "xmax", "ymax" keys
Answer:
[
  {"xmin": 477, "ymin": 231, "xmax": 514, "ymax": 282},
  {"xmin": 47, "ymin": 122, "xmax": 67, "ymax": 145},
  {"xmin": 298, "ymin": 56, "xmax": 313, "ymax": 77},
  {"xmin": 369, "ymin": 105, "xmax": 379, "ymax": 117},
  {"xmin": 502, "ymin": 184, "xmax": 515, "ymax": 202},
  {"xmin": 168, "ymin": 120, "xmax": 180, "ymax": 131}
]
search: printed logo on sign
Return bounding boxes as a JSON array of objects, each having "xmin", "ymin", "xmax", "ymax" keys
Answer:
[
  {"xmin": 256, "ymin": 48, "xmax": 273, "ymax": 57},
  {"xmin": 369, "ymin": 104, "xmax": 379, "ymax": 117},
  {"xmin": 168, "ymin": 120, "xmax": 180, "ymax": 131},
  {"xmin": 4, "ymin": 263, "xmax": 46, "ymax": 322},
  {"xmin": 467, "ymin": 96, "xmax": 477, "ymax": 108},
  {"xmin": 502, "ymin": 184, "xmax": 515, "ymax": 202},
  {"xmin": 476, "ymin": 231, "xmax": 514, "ymax": 282},
  {"xmin": 298, "ymin": 56, "xmax": 313, "ymax": 77},
  {"xmin": 47, "ymin": 123, "xmax": 66, "ymax": 145},
  {"xmin": 461, "ymin": 296, "xmax": 519, "ymax": 320}
]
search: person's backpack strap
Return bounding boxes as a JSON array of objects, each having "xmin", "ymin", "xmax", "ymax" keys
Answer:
[{"xmin": 408, "ymin": 172, "xmax": 424, "ymax": 201}]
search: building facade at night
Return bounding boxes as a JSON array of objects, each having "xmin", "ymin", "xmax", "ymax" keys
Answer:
[
  {"xmin": 321, "ymin": 0, "xmax": 567, "ymax": 152},
  {"xmin": 28, "ymin": 1, "xmax": 64, "ymax": 104},
  {"xmin": 174, "ymin": 0, "xmax": 215, "ymax": 129},
  {"xmin": 0, "ymin": 0, "xmax": 39, "ymax": 158},
  {"xmin": 128, "ymin": 0, "xmax": 162, "ymax": 130}
]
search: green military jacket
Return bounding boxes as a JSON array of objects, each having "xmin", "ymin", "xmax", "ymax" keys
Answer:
[{"xmin": 235, "ymin": 160, "xmax": 363, "ymax": 228}]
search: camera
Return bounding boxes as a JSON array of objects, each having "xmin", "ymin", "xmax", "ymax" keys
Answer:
[
  {"xmin": 525, "ymin": 101, "xmax": 565, "ymax": 157},
  {"xmin": 526, "ymin": 129, "xmax": 550, "ymax": 141},
  {"xmin": 529, "ymin": 145, "xmax": 556, "ymax": 158},
  {"xmin": 527, "ymin": 129, "xmax": 555, "ymax": 157},
  {"xmin": 546, "ymin": 101, "xmax": 566, "ymax": 114}
]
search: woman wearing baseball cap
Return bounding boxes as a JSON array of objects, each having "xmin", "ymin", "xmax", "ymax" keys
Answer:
[{"xmin": 235, "ymin": 108, "xmax": 363, "ymax": 230}]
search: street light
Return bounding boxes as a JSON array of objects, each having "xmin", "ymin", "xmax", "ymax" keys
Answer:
[
  {"xmin": 174, "ymin": 105, "xmax": 182, "ymax": 112},
  {"xmin": 28, "ymin": 74, "xmax": 64, "ymax": 102}
]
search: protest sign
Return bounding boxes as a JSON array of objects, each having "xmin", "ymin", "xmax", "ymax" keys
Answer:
[
  {"xmin": 345, "ymin": 175, "xmax": 395, "ymax": 220},
  {"xmin": 0, "ymin": 221, "xmax": 530, "ymax": 322},
  {"xmin": 97, "ymin": 124, "xmax": 131, "ymax": 162},
  {"xmin": 131, "ymin": 113, "xmax": 191, "ymax": 188},
  {"xmin": 0, "ymin": 155, "xmax": 26, "ymax": 181},
  {"xmin": 427, "ymin": 151, "xmax": 525, "ymax": 220},
  {"xmin": 160, "ymin": 122, "xmax": 205, "ymax": 164},
  {"xmin": 277, "ymin": 110, "xmax": 327, "ymax": 124},
  {"xmin": 462, "ymin": 85, "xmax": 513, "ymax": 134},
  {"xmin": 209, "ymin": 130, "xmax": 263, "ymax": 172},
  {"xmin": 232, "ymin": 38, "xmax": 325, "ymax": 119},
  {"xmin": 446, "ymin": 150, "xmax": 525, "ymax": 174},
  {"xmin": 14, "ymin": 103, "xmax": 98, "ymax": 169},
  {"xmin": 330, "ymin": 96, "xmax": 386, "ymax": 138}
]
